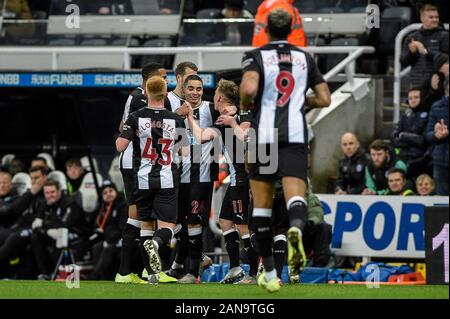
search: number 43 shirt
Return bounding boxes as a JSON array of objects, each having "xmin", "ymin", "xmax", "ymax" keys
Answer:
[
  {"xmin": 120, "ymin": 107, "xmax": 188, "ymax": 190},
  {"xmin": 242, "ymin": 40, "xmax": 325, "ymax": 145}
]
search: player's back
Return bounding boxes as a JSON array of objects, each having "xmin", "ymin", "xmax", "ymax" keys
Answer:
[
  {"xmin": 128, "ymin": 107, "xmax": 185, "ymax": 189},
  {"xmin": 243, "ymin": 41, "xmax": 323, "ymax": 144}
]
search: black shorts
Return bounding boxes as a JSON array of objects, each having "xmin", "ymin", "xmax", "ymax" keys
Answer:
[
  {"xmin": 135, "ymin": 188, "xmax": 178, "ymax": 224},
  {"xmin": 120, "ymin": 168, "xmax": 137, "ymax": 205},
  {"xmin": 179, "ymin": 182, "xmax": 213, "ymax": 226},
  {"xmin": 248, "ymin": 196, "xmax": 289, "ymax": 233},
  {"xmin": 220, "ymin": 184, "xmax": 250, "ymax": 225},
  {"xmin": 248, "ymin": 143, "xmax": 308, "ymax": 182}
]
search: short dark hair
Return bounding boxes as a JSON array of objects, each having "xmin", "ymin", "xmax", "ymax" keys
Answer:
[
  {"xmin": 408, "ymin": 86, "xmax": 422, "ymax": 93},
  {"xmin": 175, "ymin": 62, "xmax": 198, "ymax": 77},
  {"xmin": 369, "ymin": 139, "xmax": 390, "ymax": 152},
  {"xmin": 388, "ymin": 167, "xmax": 406, "ymax": 179},
  {"xmin": 65, "ymin": 158, "xmax": 82, "ymax": 167},
  {"xmin": 141, "ymin": 62, "xmax": 164, "ymax": 82},
  {"xmin": 267, "ymin": 9, "xmax": 292, "ymax": 39},
  {"xmin": 183, "ymin": 74, "xmax": 203, "ymax": 88},
  {"xmin": 225, "ymin": 0, "xmax": 244, "ymax": 10},
  {"xmin": 44, "ymin": 179, "xmax": 60, "ymax": 190},
  {"xmin": 29, "ymin": 165, "xmax": 48, "ymax": 175},
  {"xmin": 31, "ymin": 156, "xmax": 47, "ymax": 165}
]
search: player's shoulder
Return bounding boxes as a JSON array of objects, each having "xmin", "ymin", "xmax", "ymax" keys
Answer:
[{"xmin": 130, "ymin": 86, "xmax": 145, "ymax": 97}]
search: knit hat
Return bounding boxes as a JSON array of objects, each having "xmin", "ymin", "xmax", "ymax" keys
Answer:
[{"xmin": 101, "ymin": 180, "xmax": 117, "ymax": 192}]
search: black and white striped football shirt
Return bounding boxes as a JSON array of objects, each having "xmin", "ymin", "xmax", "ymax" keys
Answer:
[
  {"xmin": 214, "ymin": 111, "xmax": 247, "ymax": 187},
  {"xmin": 120, "ymin": 87, "xmax": 147, "ymax": 170},
  {"xmin": 242, "ymin": 40, "xmax": 325, "ymax": 144},
  {"xmin": 165, "ymin": 92, "xmax": 220, "ymax": 183},
  {"xmin": 120, "ymin": 107, "xmax": 187, "ymax": 190}
]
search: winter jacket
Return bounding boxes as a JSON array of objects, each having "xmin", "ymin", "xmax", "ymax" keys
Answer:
[
  {"xmin": 392, "ymin": 108, "xmax": 429, "ymax": 162},
  {"xmin": 425, "ymin": 95, "xmax": 449, "ymax": 168},
  {"xmin": 401, "ymin": 26, "xmax": 449, "ymax": 87},
  {"xmin": 335, "ymin": 147, "xmax": 371, "ymax": 194},
  {"xmin": 95, "ymin": 195, "xmax": 127, "ymax": 244},
  {"xmin": 365, "ymin": 150, "xmax": 407, "ymax": 195},
  {"xmin": 36, "ymin": 195, "xmax": 90, "ymax": 241}
]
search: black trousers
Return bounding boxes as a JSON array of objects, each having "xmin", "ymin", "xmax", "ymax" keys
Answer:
[
  {"xmin": 0, "ymin": 228, "xmax": 31, "ymax": 262},
  {"xmin": 30, "ymin": 230, "xmax": 57, "ymax": 276},
  {"xmin": 303, "ymin": 222, "xmax": 333, "ymax": 267},
  {"xmin": 90, "ymin": 241, "xmax": 120, "ymax": 280}
]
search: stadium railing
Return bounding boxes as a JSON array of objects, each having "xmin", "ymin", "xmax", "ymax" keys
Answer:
[{"xmin": 393, "ymin": 23, "xmax": 449, "ymax": 124}]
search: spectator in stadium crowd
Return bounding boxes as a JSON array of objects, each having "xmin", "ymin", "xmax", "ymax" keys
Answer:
[
  {"xmin": 30, "ymin": 179, "xmax": 90, "ymax": 280},
  {"xmin": 0, "ymin": 166, "xmax": 47, "ymax": 278},
  {"xmin": 0, "ymin": 171, "xmax": 22, "ymax": 230},
  {"xmin": 401, "ymin": 4, "xmax": 449, "ymax": 87},
  {"xmin": 252, "ymin": 0, "xmax": 307, "ymax": 47},
  {"xmin": 65, "ymin": 158, "xmax": 86, "ymax": 195},
  {"xmin": 88, "ymin": 180, "xmax": 127, "ymax": 280},
  {"xmin": 425, "ymin": 77, "xmax": 449, "ymax": 195},
  {"xmin": 9, "ymin": 157, "xmax": 26, "ymax": 177},
  {"xmin": 386, "ymin": 168, "xmax": 415, "ymax": 196},
  {"xmin": 421, "ymin": 54, "xmax": 449, "ymax": 112},
  {"xmin": 334, "ymin": 132, "xmax": 371, "ymax": 195},
  {"xmin": 215, "ymin": 0, "xmax": 253, "ymax": 46},
  {"xmin": 2, "ymin": 0, "xmax": 35, "ymax": 39},
  {"xmin": 362, "ymin": 139, "xmax": 407, "ymax": 195},
  {"xmin": 219, "ymin": 0, "xmax": 253, "ymax": 18},
  {"xmin": 415, "ymin": 173, "xmax": 436, "ymax": 196},
  {"xmin": 391, "ymin": 87, "xmax": 430, "ymax": 179},
  {"xmin": 30, "ymin": 156, "xmax": 51, "ymax": 172}
]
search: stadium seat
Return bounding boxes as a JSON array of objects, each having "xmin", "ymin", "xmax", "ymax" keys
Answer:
[
  {"xmin": 1, "ymin": 154, "xmax": 15, "ymax": 168},
  {"xmin": 196, "ymin": 8, "xmax": 221, "ymax": 19},
  {"xmin": 12, "ymin": 172, "xmax": 31, "ymax": 196},
  {"xmin": 37, "ymin": 152, "xmax": 56, "ymax": 170},
  {"xmin": 244, "ymin": 0, "xmax": 260, "ymax": 15},
  {"xmin": 78, "ymin": 172, "xmax": 103, "ymax": 213},
  {"xmin": 307, "ymin": 35, "xmax": 326, "ymax": 47},
  {"xmin": 80, "ymin": 156, "xmax": 99, "ymax": 173},
  {"xmin": 111, "ymin": 37, "xmax": 140, "ymax": 46},
  {"xmin": 379, "ymin": 7, "xmax": 412, "ymax": 55},
  {"xmin": 108, "ymin": 155, "xmax": 124, "ymax": 193},
  {"xmin": 48, "ymin": 170, "xmax": 68, "ymax": 193},
  {"xmin": 141, "ymin": 38, "xmax": 173, "ymax": 68},
  {"xmin": 80, "ymin": 37, "xmax": 109, "ymax": 46},
  {"xmin": 47, "ymin": 37, "xmax": 77, "ymax": 46},
  {"xmin": 349, "ymin": 7, "xmax": 367, "ymax": 13},
  {"xmin": 324, "ymin": 37, "xmax": 360, "ymax": 72},
  {"xmin": 317, "ymin": 7, "xmax": 345, "ymax": 14},
  {"xmin": 130, "ymin": 0, "xmax": 160, "ymax": 15}
]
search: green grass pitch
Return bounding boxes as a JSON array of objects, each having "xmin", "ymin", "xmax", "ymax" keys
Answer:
[{"xmin": 0, "ymin": 281, "xmax": 448, "ymax": 299}]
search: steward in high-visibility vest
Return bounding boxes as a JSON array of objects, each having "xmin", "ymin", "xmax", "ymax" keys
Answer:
[{"xmin": 252, "ymin": 0, "xmax": 307, "ymax": 47}]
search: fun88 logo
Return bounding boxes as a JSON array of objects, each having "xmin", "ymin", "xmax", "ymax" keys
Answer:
[{"xmin": 319, "ymin": 195, "xmax": 449, "ymax": 258}]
